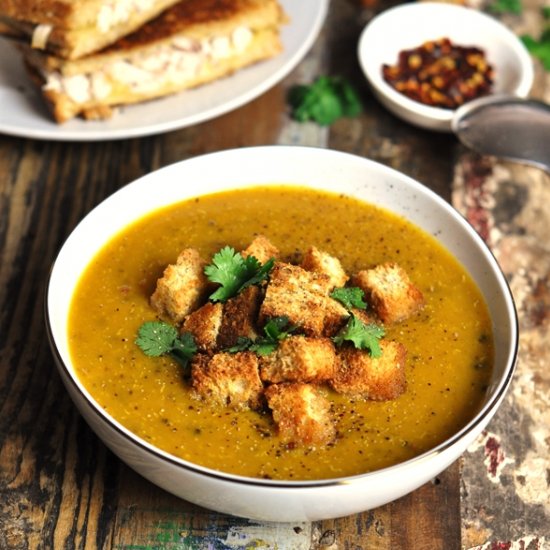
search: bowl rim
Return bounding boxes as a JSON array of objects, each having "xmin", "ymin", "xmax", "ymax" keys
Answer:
[
  {"xmin": 357, "ymin": 1, "xmax": 534, "ymax": 129},
  {"xmin": 45, "ymin": 145, "xmax": 520, "ymax": 489}
]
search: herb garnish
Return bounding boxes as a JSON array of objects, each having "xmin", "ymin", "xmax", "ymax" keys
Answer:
[
  {"xmin": 332, "ymin": 313, "xmax": 385, "ymax": 358},
  {"xmin": 225, "ymin": 316, "xmax": 298, "ymax": 356},
  {"xmin": 521, "ymin": 29, "xmax": 550, "ymax": 70},
  {"xmin": 330, "ymin": 286, "xmax": 367, "ymax": 310},
  {"xmin": 488, "ymin": 0, "xmax": 522, "ymax": 14},
  {"xmin": 204, "ymin": 246, "xmax": 274, "ymax": 303},
  {"xmin": 135, "ymin": 321, "xmax": 197, "ymax": 368},
  {"xmin": 521, "ymin": 8, "xmax": 550, "ymax": 71},
  {"xmin": 287, "ymin": 76, "xmax": 363, "ymax": 126}
]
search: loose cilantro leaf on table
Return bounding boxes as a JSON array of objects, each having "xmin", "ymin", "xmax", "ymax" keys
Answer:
[
  {"xmin": 225, "ymin": 316, "xmax": 299, "ymax": 356},
  {"xmin": 488, "ymin": 0, "xmax": 522, "ymax": 14},
  {"xmin": 332, "ymin": 313, "xmax": 385, "ymax": 358},
  {"xmin": 287, "ymin": 76, "xmax": 363, "ymax": 126},
  {"xmin": 204, "ymin": 246, "xmax": 274, "ymax": 303},
  {"xmin": 330, "ymin": 286, "xmax": 367, "ymax": 310},
  {"xmin": 521, "ymin": 29, "xmax": 550, "ymax": 71},
  {"xmin": 135, "ymin": 321, "xmax": 197, "ymax": 368}
]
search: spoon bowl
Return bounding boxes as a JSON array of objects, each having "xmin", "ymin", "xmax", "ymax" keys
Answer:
[{"xmin": 452, "ymin": 95, "xmax": 550, "ymax": 173}]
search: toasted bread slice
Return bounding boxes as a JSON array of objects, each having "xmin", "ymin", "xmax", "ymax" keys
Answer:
[
  {"xmin": 19, "ymin": 0, "xmax": 286, "ymax": 122},
  {"xmin": 0, "ymin": 0, "xmax": 182, "ymax": 59}
]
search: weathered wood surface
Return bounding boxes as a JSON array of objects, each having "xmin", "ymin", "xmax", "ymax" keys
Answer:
[{"xmin": 0, "ymin": 0, "xmax": 548, "ymax": 548}]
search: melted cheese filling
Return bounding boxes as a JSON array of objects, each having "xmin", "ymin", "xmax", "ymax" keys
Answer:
[{"xmin": 43, "ymin": 26, "xmax": 253, "ymax": 104}]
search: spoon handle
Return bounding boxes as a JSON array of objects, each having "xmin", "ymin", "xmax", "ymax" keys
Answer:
[{"xmin": 452, "ymin": 96, "xmax": 550, "ymax": 174}]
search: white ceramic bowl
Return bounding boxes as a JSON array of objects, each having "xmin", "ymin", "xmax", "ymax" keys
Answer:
[
  {"xmin": 358, "ymin": 2, "xmax": 534, "ymax": 131},
  {"xmin": 45, "ymin": 146, "xmax": 518, "ymax": 521}
]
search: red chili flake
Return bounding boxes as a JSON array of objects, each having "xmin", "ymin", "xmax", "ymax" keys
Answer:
[{"xmin": 382, "ymin": 37, "xmax": 494, "ymax": 109}]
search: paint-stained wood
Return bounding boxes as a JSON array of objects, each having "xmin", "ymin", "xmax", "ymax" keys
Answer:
[{"xmin": 1, "ymin": 0, "xmax": 548, "ymax": 548}]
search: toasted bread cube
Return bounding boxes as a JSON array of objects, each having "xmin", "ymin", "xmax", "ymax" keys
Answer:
[
  {"xmin": 150, "ymin": 248, "xmax": 209, "ymax": 324},
  {"xmin": 351, "ymin": 263, "xmax": 424, "ymax": 324},
  {"xmin": 265, "ymin": 383, "xmax": 336, "ymax": 447},
  {"xmin": 181, "ymin": 302, "xmax": 223, "ymax": 351},
  {"xmin": 260, "ymin": 263, "xmax": 348, "ymax": 337},
  {"xmin": 259, "ymin": 336, "xmax": 336, "ymax": 383},
  {"xmin": 241, "ymin": 235, "xmax": 279, "ymax": 264},
  {"xmin": 217, "ymin": 285, "xmax": 262, "ymax": 349},
  {"xmin": 331, "ymin": 341, "xmax": 407, "ymax": 400},
  {"xmin": 191, "ymin": 352, "xmax": 263, "ymax": 410},
  {"xmin": 301, "ymin": 246, "xmax": 349, "ymax": 289}
]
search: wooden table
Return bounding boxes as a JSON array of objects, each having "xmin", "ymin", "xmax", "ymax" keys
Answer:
[{"xmin": 1, "ymin": 1, "xmax": 549, "ymax": 548}]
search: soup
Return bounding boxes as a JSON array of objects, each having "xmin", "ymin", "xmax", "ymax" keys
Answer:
[{"xmin": 68, "ymin": 186, "xmax": 493, "ymax": 480}]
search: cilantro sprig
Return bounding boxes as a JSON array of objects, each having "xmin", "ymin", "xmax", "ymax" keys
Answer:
[
  {"xmin": 226, "ymin": 316, "xmax": 298, "ymax": 356},
  {"xmin": 521, "ymin": 8, "xmax": 550, "ymax": 71},
  {"xmin": 135, "ymin": 321, "xmax": 197, "ymax": 369},
  {"xmin": 204, "ymin": 246, "xmax": 274, "ymax": 303},
  {"xmin": 522, "ymin": 29, "xmax": 550, "ymax": 71},
  {"xmin": 330, "ymin": 286, "xmax": 367, "ymax": 310},
  {"xmin": 332, "ymin": 313, "xmax": 385, "ymax": 358},
  {"xmin": 488, "ymin": 0, "xmax": 522, "ymax": 14},
  {"xmin": 287, "ymin": 76, "xmax": 363, "ymax": 126}
]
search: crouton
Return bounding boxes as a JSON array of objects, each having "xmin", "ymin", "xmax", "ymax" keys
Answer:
[
  {"xmin": 217, "ymin": 285, "xmax": 262, "ymax": 349},
  {"xmin": 260, "ymin": 263, "xmax": 348, "ymax": 337},
  {"xmin": 331, "ymin": 341, "xmax": 407, "ymax": 400},
  {"xmin": 351, "ymin": 263, "xmax": 424, "ymax": 324},
  {"xmin": 259, "ymin": 336, "xmax": 337, "ymax": 383},
  {"xmin": 150, "ymin": 248, "xmax": 209, "ymax": 324},
  {"xmin": 265, "ymin": 383, "xmax": 336, "ymax": 447},
  {"xmin": 182, "ymin": 302, "xmax": 223, "ymax": 351},
  {"xmin": 301, "ymin": 246, "xmax": 349, "ymax": 289},
  {"xmin": 241, "ymin": 235, "xmax": 279, "ymax": 264},
  {"xmin": 191, "ymin": 352, "xmax": 263, "ymax": 410}
]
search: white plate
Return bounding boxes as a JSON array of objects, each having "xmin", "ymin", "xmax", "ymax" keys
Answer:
[{"xmin": 0, "ymin": 0, "xmax": 328, "ymax": 141}]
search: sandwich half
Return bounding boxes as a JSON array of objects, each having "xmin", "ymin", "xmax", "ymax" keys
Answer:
[
  {"xmin": 0, "ymin": 0, "xmax": 183, "ymax": 59},
  {"xmin": 20, "ymin": 0, "xmax": 287, "ymax": 122}
]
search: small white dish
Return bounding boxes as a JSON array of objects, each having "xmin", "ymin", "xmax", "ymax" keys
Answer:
[{"xmin": 358, "ymin": 2, "xmax": 534, "ymax": 132}]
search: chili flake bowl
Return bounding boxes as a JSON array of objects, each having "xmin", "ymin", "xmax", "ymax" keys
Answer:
[
  {"xmin": 358, "ymin": 2, "xmax": 534, "ymax": 132},
  {"xmin": 45, "ymin": 146, "xmax": 518, "ymax": 522}
]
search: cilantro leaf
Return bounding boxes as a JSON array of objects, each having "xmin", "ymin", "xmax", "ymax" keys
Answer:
[
  {"xmin": 521, "ymin": 29, "xmax": 550, "ymax": 71},
  {"xmin": 332, "ymin": 313, "xmax": 385, "ymax": 358},
  {"xmin": 225, "ymin": 336, "xmax": 254, "ymax": 353},
  {"xmin": 488, "ymin": 0, "xmax": 522, "ymax": 14},
  {"xmin": 135, "ymin": 321, "xmax": 197, "ymax": 369},
  {"xmin": 287, "ymin": 76, "xmax": 362, "ymax": 126},
  {"xmin": 330, "ymin": 287, "xmax": 367, "ymax": 310},
  {"xmin": 224, "ymin": 316, "xmax": 298, "ymax": 356},
  {"xmin": 204, "ymin": 246, "xmax": 274, "ymax": 303},
  {"xmin": 135, "ymin": 321, "xmax": 179, "ymax": 356}
]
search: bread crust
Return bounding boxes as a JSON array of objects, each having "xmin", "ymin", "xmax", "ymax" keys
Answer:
[
  {"xmin": 331, "ymin": 341, "xmax": 407, "ymax": 401},
  {"xmin": 0, "ymin": 0, "xmax": 182, "ymax": 59},
  {"xmin": 265, "ymin": 383, "xmax": 336, "ymax": 447}
]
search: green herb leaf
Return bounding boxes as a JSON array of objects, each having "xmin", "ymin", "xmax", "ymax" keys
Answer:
[
  {"xmin": 135, "ymin": 321, "xmax": 197, "ymax": 368},
  {"xmin": 287, "ymin": 76, "xmax": 362, "ymax": 126},
  {"xmin": 543, "ymin": 6, "xmax": 550, "ymax": 18},
  {"xmin": 488, "ymin": 0, "xmax": 522, "ymax": 14},
  {"xmin": 204, "ymin": 246, "xmax": 274, "ymax": 303},
  {"xmin": 521, "ymin": 30, "xmax": 550, "ymax": 71},
  {"xmin": 225, "ymin": 336, "xmax": 254, "ymax": 353},
  {"xmin": 224, "ymin": 316, "xmax": 298, "ymax": 356},
  {"xmin": 332, "ymin": 313, "xmax": 385, "ymax": 358},
  {"xmin": 135, "ymin": 321, "xmax": 179, "ymax": 356},
  {"xmin": 330, "ymin": 287, "xmax": 367, "ymax": 310}
]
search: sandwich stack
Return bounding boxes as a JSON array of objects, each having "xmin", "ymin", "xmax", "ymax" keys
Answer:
[{"xmin": 0, "ymin": 0, "xmax": 286, "ymax": 122}]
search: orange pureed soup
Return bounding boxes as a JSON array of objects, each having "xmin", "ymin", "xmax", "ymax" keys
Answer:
[{"xmin": 68, "ymin": 186, "xmax": 493, "ymax": 480}]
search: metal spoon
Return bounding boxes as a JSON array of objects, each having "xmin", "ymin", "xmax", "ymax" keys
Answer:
[{"xmin": 452, "ymin": 95, "xmax": 550, "ymax": 174}]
